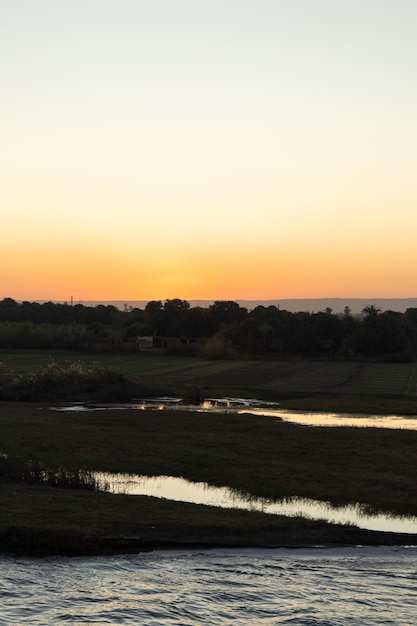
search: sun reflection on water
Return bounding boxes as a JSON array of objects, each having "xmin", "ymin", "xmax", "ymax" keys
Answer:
[
  {"xmin": 52, "ymin": 399, "xmax": 417, "ymax": 431},
  {"xmin": 92, "ymin": 472, "xmax": 417, "ymax": 535}
]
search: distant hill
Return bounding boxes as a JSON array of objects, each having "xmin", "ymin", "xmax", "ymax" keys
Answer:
[{"xmin": 65, "ymin": 298, "xmax": 417, "ymax": 315}]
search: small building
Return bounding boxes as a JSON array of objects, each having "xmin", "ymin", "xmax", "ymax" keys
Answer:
[{"xmin": 136, "ymin": 336, "xmax": 154, "ymax": 351}]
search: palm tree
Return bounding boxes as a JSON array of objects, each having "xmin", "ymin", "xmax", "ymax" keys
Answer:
[{"xmin": 362, "ymin": 304, "xmax": 381, "ymax": 319}]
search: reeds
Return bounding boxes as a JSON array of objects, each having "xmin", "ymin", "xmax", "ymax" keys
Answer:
[{"xmin": 0, "ymin": 456, "xmax": 101, "ymax": 491}]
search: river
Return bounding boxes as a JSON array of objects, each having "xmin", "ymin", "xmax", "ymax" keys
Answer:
[{"xmin": 2, "ymin": 547, "xmax": 416, "ymax": 625}]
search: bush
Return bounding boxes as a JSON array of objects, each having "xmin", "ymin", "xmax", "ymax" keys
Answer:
[
  {"xmin": 202, "ymin": 335, "xmax": 240, "ymax": 359},
  {"xmin": 0, "ymin": 360, "xmax": 135, "ymax": 402}
]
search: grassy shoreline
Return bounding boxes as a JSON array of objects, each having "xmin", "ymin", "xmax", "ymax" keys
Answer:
[
  {"xmin": 2, "ymin": 352, "xmax": 417, "ymax": 556},
  {"xmin": 2, "ymin": 483, "xmax": 417, "ymax": 557},
  {"xmin": 0, "ymin": 486, "xmax": 417, "ymax": 556},
  {"xmin": 2, "ymin": 400, "xmax": 417, "ymax": 556}
]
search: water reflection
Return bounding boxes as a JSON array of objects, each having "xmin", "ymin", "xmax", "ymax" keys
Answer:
[
  {"xmin": 93, "ymin": 472, "xmax": 417, "ymax": 534},
  {"xmin": 251, "ymin": 409, "xmax": 417, "ymax": 430},
  {"xmin": 51, "ymin": 398, "xmax": 417, "ymax": 431},
  {"xmin": 199, "ymin": 399, "xmax": 417, "ymax": 430}
]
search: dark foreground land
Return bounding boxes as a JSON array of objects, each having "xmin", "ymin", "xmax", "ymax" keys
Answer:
[
  {"xmin": 2, "ymin": 351, "xmax": 417, "ymax": 555},
  {"xmin": 2, "ymin": 396, "xmax": 417, "ymax": 556},
  {"xmin": 3, "ymin": 482, "xmax": 416, "ymax": 557}
]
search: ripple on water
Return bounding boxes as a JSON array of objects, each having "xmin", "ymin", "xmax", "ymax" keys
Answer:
[{"xmin": 2, "ymin": 548, "xmax": 417, "ymax": 625}]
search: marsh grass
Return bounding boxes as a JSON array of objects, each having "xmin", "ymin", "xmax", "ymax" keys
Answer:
[
  {"xmin": 0, "ymin": 455, "xmax": 100, "ymax": 490},
  {"xmin": 2, "ymin": 403, "xmax": 417, "ymax": 516},
  {"xmin": 2, "ymin": 402, "xmax": 417, "ymax": 554},
  {"xmin": 0, "ymin": 483, "xmax": 406, "ymax": 556},
  {"xmin": 2, "ymin": 350, "xmax": 417, "ymax": 554}
]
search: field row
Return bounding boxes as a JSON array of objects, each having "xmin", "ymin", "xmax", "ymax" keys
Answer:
[{"xmin": 1, "ymin": 350, "xmax": 417, "ymax": 397}]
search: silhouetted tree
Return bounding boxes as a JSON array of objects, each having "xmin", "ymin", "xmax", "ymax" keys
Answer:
[{"xmin": 362, "ymin": 304, "xmax": 381, "ymax": 319}]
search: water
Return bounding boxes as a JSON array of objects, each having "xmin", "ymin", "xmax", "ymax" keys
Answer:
[
  {"xmin": 94, "ymin": 473, "xmax": 417, "ymax": 534},
  {"xmin": 2, "ymin": 547, "xmax": 417, "ymax": 625},
  {"xmin": 52, "ymin": 399, "xmax": 417, "ymax": 430},
  {"xmin": 7, "ymin": 402, "xmax": 417, "ymax": 623},
  {"xmin": 256, "ymin": 409, "xmax": 417, "ymax": 430}
]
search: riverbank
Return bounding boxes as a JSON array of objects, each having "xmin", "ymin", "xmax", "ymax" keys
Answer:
[{"xmin": 2, "ymin": 483, "xmax": 417, "ymax": 557}]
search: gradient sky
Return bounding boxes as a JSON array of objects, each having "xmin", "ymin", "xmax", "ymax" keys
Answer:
[{"xmin": 2, "ymin": 0, "xmax": 416, "ymax": 302}]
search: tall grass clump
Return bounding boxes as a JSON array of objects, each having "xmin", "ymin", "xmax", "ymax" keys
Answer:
[
  {"xmin": 0, "ymin": 455, "xmax": 101, "ymax": 491},
  {"xmin": 0, "ymin": 360, "xmax": 136, "ymax": 402}
]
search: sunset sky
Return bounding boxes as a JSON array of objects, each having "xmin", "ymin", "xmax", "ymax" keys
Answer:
[{"xmin": 2, "ymin": 0, "xmax": 416, "ymax": 302}]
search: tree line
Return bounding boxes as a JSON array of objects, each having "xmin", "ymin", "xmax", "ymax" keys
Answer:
[{"xmin": 1, "ymin": 297, "xmax": 417, "ymax": 360}]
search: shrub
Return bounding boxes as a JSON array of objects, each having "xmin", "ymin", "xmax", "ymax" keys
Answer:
[{"xmin": 0, "ymin": 360, "xmax": 135, "ymax": 402}]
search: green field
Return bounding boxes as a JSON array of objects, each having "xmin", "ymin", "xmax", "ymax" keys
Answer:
[
  {"xmin": 2, "ymin": 350, "xmax": 417, "ymax": 555},
  {"xmin": 2, "ymin": 349, "xmax": 417, "ymax": 413}
]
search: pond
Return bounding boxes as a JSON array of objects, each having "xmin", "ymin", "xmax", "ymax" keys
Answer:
[{"xmin": 92, "ymin": 472, "xmax": 417, "ymax": 535}]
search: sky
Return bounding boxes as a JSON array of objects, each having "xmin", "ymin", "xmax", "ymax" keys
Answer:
[{"xmin": 1, "ymin": 0, "xmax": 416, "ymax": 302}]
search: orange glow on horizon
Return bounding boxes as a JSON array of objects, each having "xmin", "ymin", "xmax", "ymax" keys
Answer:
[
  {"xmin": 3, "ymin": 232, "xmax": 417, "ymax": 303},
  {"xmin": 2, "ymin": 2, "xmax": 417, "ymax": 304}
]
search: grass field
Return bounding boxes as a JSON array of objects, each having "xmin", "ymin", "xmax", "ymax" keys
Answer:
[
  {"xmin": 2, "ymin": 401, "xmax": 417, "ymax": 555},
  {"xmin": 2, "ymin": 349, "xmax": 417, "ymax": 412},
  {"xmin": 2, "ymin": 350, "xmax": 417, "ymax": 555},
  {"xmin": 2, "ymin": 402, "xmax": 417, "ymax": 512}
]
